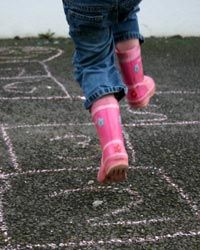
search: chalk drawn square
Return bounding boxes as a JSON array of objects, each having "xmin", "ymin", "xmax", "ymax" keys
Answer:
[
  {"xmin": 3, "ymin": 124, "xmax": 100, "ymax": 173},
  {"xmin": 1, "ymin": 124, "xmax": 136, "ymax": 174},
  {"xmin": 2, "ymin": 167, "xmax": 198, "ymax": 247},
  {"xmin": 126, "ymin": 125, "xmax": 200, "ymax": 208}
]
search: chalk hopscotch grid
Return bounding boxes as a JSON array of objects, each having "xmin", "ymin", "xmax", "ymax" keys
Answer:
[
  {"xmin": 0, "ymin": 47, "xmax": 71, "ymax": 99},
  {"xmin": 0, "ymin": 121, "xmax": 199, "ymax": 248},
  {"xmin": 0, "ymin": 47, "xmax": 200, "ymax": 103},
  {"xmin": 0, "ymin": 47, "xmax": 200, "ymax": 248},
  {"xmin": 0, "ymin": 43, "xmax": 199, "ymax": 104}
]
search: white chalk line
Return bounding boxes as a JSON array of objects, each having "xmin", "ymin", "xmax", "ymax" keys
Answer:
[
  {"xmin": 50, "ymin": 184, "xmax": 139, "ymax": 198},
  {"xmin": 158, "ymin": 168, "xmax": 200, "ymax": 218},
  {"xmin": 38, "ymin": 61, "xmax": 71, "ymax": 98},
  {"xmin": 12, "ymin": 230, "xmax": 200, "ymax": 249},
  {"xmin": 0, "ymin": 60, "xmax": 36, "ymax": 64},
  {"xmin": 3, "ymin": 123, "xmax": 92, "ymax": 130},
  {"xmin": 17, "ymin": 68, "xmax": 26, "ymax": 77},
  {"xmin": 0, "ymin": 56, "xmax": 35, "ymax": 60},
  {"xmin": 0, "ymin": 59, "xmax": 38, "ymax": 65},
  {"xmin": 2, "ymin": 76, "xmax": 69, "ymax": 98},
  {"xmin": 124, "ymin": 106, "xmax": 168, "ymax": 123},
  {"xmin": 157, "ymin": 90, "xmax": 200, "ymax": 95},
  {"xmin": 49, "ymin": 185, "xmax": 127, "ymax": 196},
  {"xmin": 0, "ymin": 166, "xmax": 95, "ymax": 179},
  {"xmin": 0, "ymin": 180, "xmax": 12, "ymax": 243},
  {"xmin": 71, "ymin": 89, "xmax": 200, "ymax": 101},
  {"xmin": 72, "ymin": 95, "xmax": 86, "ymax": 100},
  {"xmin": 0, "ymin": 196, "xmax": 8, "ymax": 240},
  {"xmin": 0, "ymin": 90, "xmax": 199, "ymax": 101},
  {"xmin": 0, "ymin": 126, "xmax": 21, "ymax": 172},
  {"xmin": 123, "ymin": 129, "xmax": 136, "ymax": 164},
  {"xmin": 0, "ymin": 75, "xmax": 49, "ymax": 80},
  {"xmin": 0, "ymin": 96, "xmax": 69, "ymax": 101},
  {"xmin": 0, "ymin": 67, "xmax": 25, "ymax": 78},
  {"xmin": 0, "ymin": 165, "xmax": 150, "ymax": 179},
  {"xmin": 4, "ymin": 82, "xmax": 37, "ymax": 94},
  {"xmin": 0, "ymin": 89, "xmax": 198, "ymax": 101},
  {"xmin": 0, "ymin": 46, "xmax": 61, "ymax": 62},
  {"xmin": 66, "ymin": 120, "xmax": 200, "ymax": 128},
  {"xmin": 89, "ymin": 216, "xmax": 174, "ymax": 227},
  {"xmin": 0, "ymin": 50, "xmax": 55, "ymax": 61},
  {"xmin": 5, "ymin": 119, "xmax": 200, "ymax": 129},
  {"xmin": 132, "ymin": 165, "xmax": 156, "ymax": 171},
  {"xmin": 0, "ymin": 60, "xmax": 35, "ymax": 64},
  {"xmin": 124, "ymin": 120, "xmax": 200, "ymax": 127},
  {"xmin": 42, "ymin": 49, "xmax": 63, "ymax": 63},
  {"xmin": 50, "ymin": 134, "xmax": 91, "ymax": 148},
  {"xmin": 3, "ymin": 120, "xmax": 200, "ymax": 131},
  {"xmin": 57, "ymin": 155, "xmax": 93, "ymax": 161},
  {"xmin": 0, "ymin": 68, "xmax": 13, "ymax": 71}
]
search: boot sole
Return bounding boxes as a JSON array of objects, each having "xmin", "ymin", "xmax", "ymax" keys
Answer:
[
  {"xmin": 129, "ymin": 85, "xmax": 156, "ymax": 109},
  {"xmin": 104, "ymin": 161, "xmax": 128, "ymax": 183}
]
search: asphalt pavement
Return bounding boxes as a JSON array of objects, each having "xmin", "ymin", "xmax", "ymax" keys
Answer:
[{"xmin": 0, "ymin": 37, "xmax": 199, "ymax": 249}]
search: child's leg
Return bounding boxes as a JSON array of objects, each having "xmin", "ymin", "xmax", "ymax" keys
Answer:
[
  {"xmin": 116, "ymin": 39, "xmax": 140, "ymax": 52},
  {"xmin": 113, "ymin": 7, "xmax": 156, "ymax": 108},
  {"xmin": 91, "ymin": 95, "xmax": 128, "ymax": 183},
  {"xmin": 62, "ymin": 1, "xmax": 128, "ymax": 183},
  {"xmin": 116, "ymin": 39, "xmax": 155, "ymax": 108}
]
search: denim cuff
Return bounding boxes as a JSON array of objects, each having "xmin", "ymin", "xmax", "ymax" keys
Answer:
[{"xmin": 114, "ymin": 31, "xmax": 144, "ymax": 44}]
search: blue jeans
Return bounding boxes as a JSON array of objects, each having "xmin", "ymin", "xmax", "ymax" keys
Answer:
[{"xmin": 62, "ymin": 0, "xmax": 144, "ymax": 109}]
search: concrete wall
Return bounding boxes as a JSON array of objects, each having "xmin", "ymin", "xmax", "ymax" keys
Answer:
[{"xmin": 0, "ymin": 0, "xmax": 200, "ymax": 38}]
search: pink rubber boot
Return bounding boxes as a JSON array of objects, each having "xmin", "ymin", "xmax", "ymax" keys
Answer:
[
  {"xmin": 116, "ymin": 45, "xmax": 155, "ymax": 108},
  {"xmin": 91, "ymin": 95, "xmax": 128, "ymax": 183}
]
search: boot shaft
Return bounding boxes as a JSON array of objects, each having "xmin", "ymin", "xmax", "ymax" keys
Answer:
[
  {"xmin": 91, "ymin": 96, "xmax": 124, "ymax": 149},
  {"xmin": 116, "ymin": 45, "xmax": 144, "ymax": 85}
]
